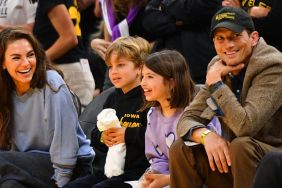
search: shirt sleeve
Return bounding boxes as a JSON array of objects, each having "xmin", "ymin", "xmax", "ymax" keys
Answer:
[{"xmin": 48, "ymin": 84, "xmax": 80, "ymax": 187}]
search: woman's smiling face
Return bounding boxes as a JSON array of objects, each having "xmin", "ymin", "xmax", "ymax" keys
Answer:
[{"xmin": 3, "ymin": 39, "xmax": 36, "ymax": 95}]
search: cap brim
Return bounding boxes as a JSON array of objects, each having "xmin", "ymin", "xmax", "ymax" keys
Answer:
[{"xmin": 211, "ymin": 22, "xmax": 244, "ymax": 37}]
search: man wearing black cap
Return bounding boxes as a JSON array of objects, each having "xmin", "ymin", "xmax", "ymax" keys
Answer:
[{"xmin": 169, "ymin": 6, "xmax": 282, "ymax": 188}]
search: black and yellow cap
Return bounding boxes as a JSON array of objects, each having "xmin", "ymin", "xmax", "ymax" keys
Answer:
[{"xmin": 210, "ymin": 6, "xmax": 255, "ymax": 37}]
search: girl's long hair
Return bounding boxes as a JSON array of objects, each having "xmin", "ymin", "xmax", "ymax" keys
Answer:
[{"xmin": 141, "ymin": 50, "xmax": 195, "ymax": 110}]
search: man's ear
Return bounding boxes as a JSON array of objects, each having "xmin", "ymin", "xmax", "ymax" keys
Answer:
[{"xmin": 250, "ymin": 31, "xmax": 259, "ymax": 47}]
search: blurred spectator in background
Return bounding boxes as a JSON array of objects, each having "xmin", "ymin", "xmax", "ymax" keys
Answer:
[
  {"xmin": 142, "ymin": 0, "xmax": 222, "ymax": 84},
  {"xmin": 222, "ymin": 0, "xmax": 282, "ymax": 52},
  {"xmin": 33, "ymin": 0, "xmax": 95, "ymax": 108},
  {"xmin": 78, "ymin": 0, "xmax": 107, "ymax": 97},
  {"xmin": 0, "ymin": 0, "xmax": 37, "ymax": 32}
]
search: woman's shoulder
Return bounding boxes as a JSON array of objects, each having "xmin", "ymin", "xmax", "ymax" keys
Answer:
[{"xmin": 46, "ymin": 70, "xmax": 66, "ymax": 92}]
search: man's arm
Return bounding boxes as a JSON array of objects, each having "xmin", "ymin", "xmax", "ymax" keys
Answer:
[
  {"xmin": 206, "ymin": 49, "xmax": 282, "ymax": 136},
  {"xmin": 177, "ymin": 57, "xmax": 243, "ymax": 136},
  {"xmin": 177, "ymin": 59, "xmax": 244, "ymax": 173},
  {"xmin": 213, "ymin": 65, "xmax": 282, "ymax": 136},
  {"xmin": 178, "ymin": 92, "xmax": 232, "ymax": 173}
]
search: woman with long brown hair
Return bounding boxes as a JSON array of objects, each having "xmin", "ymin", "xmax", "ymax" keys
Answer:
[{"xmin": 0, "ymin": 27, "xmax": 94, "ymax": 188}]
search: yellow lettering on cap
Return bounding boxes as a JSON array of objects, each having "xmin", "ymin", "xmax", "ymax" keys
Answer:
[
  {"xmin": 248, "ymin": 0, "xmax": 255, "ymax": 7},
  {"xmin": 215, "ymin": 12, "xmax": 236, "ymax": 21}
]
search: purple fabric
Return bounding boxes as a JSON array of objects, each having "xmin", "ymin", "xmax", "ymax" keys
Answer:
[
  {"xmin": 105, "ymin": 0, "xmax": 116, "ymax": 35},
  {"xmin": 145, "ymin": 107, "xmax": 183, "ymax": 174},
  {"xmin": 100, "ymin": 0, "xmax": 142, "ymax": 41},
  {"xmin": 207, "ymin": 116, "xmax": 222, "ymax": 136}
]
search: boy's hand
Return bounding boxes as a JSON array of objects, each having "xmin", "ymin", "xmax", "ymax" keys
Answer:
[
  {"xmin": 107, "ymin": 127, "xmax": 126, "ymax": 145},
  {"xmin": 101, "ymin": 130, "xmax": 115, "ymax": 147}
]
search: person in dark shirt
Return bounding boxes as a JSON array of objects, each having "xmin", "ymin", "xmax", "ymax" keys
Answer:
[
  {"xmin": 142, "ymin": 0, "xmax": 221, "ymax": 84},
  {"xmin": 64, "ymin": 36, "xmax": 151, "ymax": 188},
  {"xmin": 33, "ymin": 0, "xmax": 95, "ymax": 108},
  {"xmin": 169, "ymin": 6, "xmax": 282, "ymax": 188},
  {"xmin": 222, "ymin": 0, "xmax": 282, "ymax": 52}
]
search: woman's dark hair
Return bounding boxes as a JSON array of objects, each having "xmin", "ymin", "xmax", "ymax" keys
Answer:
[
  {"xmin": 0, "ymin": 27, "xmax": 61, "ymax": 150},
  {"xmin": 142, "ymin": 50, "xmax": 195, "ymax": 110}
]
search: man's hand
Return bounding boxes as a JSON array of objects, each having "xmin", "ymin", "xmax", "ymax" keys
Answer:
[
  {"xmin": 192, "ymin": 128, "xmax": 231, "ymax": 173},
  {"xmin": 206, "ymin": 60, "xmax": 244, "ymax": 86},
  {"xmin": 141, "ymin": 173, "xmax": 170, "ymax": 188},
  {"xmin": 204, "ymin": 131, "xmax": 231, "ymax": 173}
]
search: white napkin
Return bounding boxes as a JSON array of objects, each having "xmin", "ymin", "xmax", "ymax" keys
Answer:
[
  {"xmin": 97, "ymin": 109, "xmax": 126, "ymax": 178},
  {"xmin": 97, "ymin": 108, "xmax": 121, "ymax": 131}
]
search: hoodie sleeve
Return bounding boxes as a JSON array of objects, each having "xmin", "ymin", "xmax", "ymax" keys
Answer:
[
  {"xmin": 48, "ymin": 84, "xmax": 80, "ymax": 187},
  {"xmin": 44, "ymin": 70, "xmax": 81, "ymax": 187}
]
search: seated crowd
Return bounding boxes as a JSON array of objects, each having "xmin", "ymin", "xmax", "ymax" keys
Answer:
[{"xmin": 0, "ymin": 1, "xmax": 282, "ymax": 188}]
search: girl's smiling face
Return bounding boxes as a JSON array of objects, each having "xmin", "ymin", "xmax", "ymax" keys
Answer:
[{"xmin": 141, "ymin": 65, "xmax": 171, "ymax": 105}]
